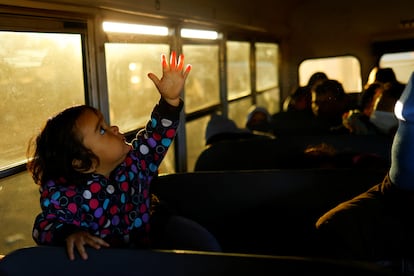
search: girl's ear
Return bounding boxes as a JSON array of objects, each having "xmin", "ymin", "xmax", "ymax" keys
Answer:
[{"xmin": 72, "ymin": 159, "xmax": 95, "ymax": 173}]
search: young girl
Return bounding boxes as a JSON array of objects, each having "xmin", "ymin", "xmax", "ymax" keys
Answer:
[{"xmin": 27, "ymin": 51, "xmax": 221, "ymax": 261}]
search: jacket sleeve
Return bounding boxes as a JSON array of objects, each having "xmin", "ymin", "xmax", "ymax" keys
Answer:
[
  {"xmin": 129, "ymin": 98, "xmax": 183, "ymax": 175},
  {"xmin": 33, "ymin": 213, "xmax": 81, "ymax": 246},
  {"xmin": 32, "ymin": 183, "xmax": 84, "ymax": 246}
]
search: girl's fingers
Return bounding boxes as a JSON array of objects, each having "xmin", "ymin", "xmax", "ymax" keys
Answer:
[
  {"xmin": 183, "ymin": 64, "xmax": 192, "ymax": 79},
  {"xmin": 170, "ymin": 51, "xmax": 177, "ymax": 68},
  {"xmin": 66, "ymin": 240, "xmax": 75, "ymax": 261},
  {"xmin": 161, "ymin": 54, "xmax": 168, "ymax": 71},
  {"xmin": 161, "ymin": 51, "xmax": 190, "ymax": 76},
  {"xmin": 177, "ymin": 54, "xmax": 184, "ymax": 71}
]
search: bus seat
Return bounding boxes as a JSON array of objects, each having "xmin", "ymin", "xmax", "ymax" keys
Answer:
[
  {"xmin": 194, "ymin": 134, "xmax": 393, "ymax": 171},
  {"xmin": 151, "ymin": 168, "xmax": 387, "ymax": 257},
  {"xmin": 0, "ymin": 246, "xmax": 397, "ymax": 275}
]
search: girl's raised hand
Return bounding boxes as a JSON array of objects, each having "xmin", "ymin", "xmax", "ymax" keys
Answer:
[{"xmin": 147, "ymin": 51, "xmax": 191, "ymax": 107}]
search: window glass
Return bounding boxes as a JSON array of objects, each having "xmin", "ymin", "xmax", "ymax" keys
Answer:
[
  {"xmin": 186, "ymin": 115, "xmax": 210, "ymax": 172},
  {"xmin": 182, "ymin": 45, "xmax": 220, "ymax": 113},
  {"xmin": 105, "ymin": 43, "xmax": 178, "ymax": 173},
  {"xmin": 0, "ymin": 32, "xmax": 85, "ymax": 171},
  {"xmin": 105, "ymin": 43, "xmax": 170, "ymax": 132},
  {"xmin": 299, "ymin": 56, "xmax": 362, "ymax": 93},
  {"xmin": 158, "ymin": 140, "xmax": 175, "ymax": 175},
  {"xmin": 0, "ymin": 171, "xmax": 40, "ymax": 254},
  {"xmin": 380, "ymin": 51, "xmax": 414, "ymax": 84},
  {"xmin": 227, "ymin": 41, "xmax": 251, "ymax": 100},
  {"xmin": 255, "ymin": 42, "xmax": 279, "ymax": 91},
  {"xmin": 256, "ymin": 87, "xmax": 280, "ymax": 115}
]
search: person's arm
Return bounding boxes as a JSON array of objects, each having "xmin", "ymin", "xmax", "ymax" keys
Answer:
[
  {"xmin": 32, "ymin": 182, "xmax": 109, "ymax": 260},
  {"xmin": 129, "ymin": 51, "xmax": 191, "ymax": 172},
  {"xmin": 33, "ymin": 212, "xmax": 80, "ymax": 246},
  {"xmin": 32, "ymin": 182, "xmax": 83, "ymax": 246}
]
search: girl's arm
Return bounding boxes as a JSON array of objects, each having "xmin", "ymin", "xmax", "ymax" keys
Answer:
[
  {"xmin": 32, "ymin": 183, "xmax": 85, "ymax": 246},
  {"xmin": 129, "ymin": 51, "xmax": 190, "ymax": 173}
]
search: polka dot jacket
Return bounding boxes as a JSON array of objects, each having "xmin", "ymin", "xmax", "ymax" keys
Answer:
[{"xmin": 32, "ymin": 98, "xmax": 183, "ymax": 247}]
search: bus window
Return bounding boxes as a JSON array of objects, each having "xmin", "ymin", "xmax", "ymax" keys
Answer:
[
  {"xmin": 299, "ymin": 56, "xmax": 362, "ymax": 93},
  {"xmin": 227, "ymin": 41, "xmax": 252, "ymax": 127},
  {"xmin": 103, "ymin": 22, "xmax": 174, "ymax": 173},
  {"xmin": 104, "ymin": 42, "xmax": 176, "ymax": 174},
  {"xmin": 255, "ymin": 42, "xmax": 279, "ymax": 92},
  {"xmin": 104, "ymin": 43, "xmax": 170, "ymax": 132},
  {"xmin": 182, "ymin": 43, "xmax": 220, "ymax": 172},
  {"xmin": 255, "ymin": 42, "xmax": 280, "ymax": 115},
  {"xmin": 227, "ymin": 41, "xmax": 251, "ymax": 100},
  {"xmin": 256, "ymin": 87, "xmax": 280, "ymax": 115},
  {"xmin": 182, "ymin": 44, "xmax": 220, "ymax": 113},
  {"xmin": 228, "ymin": 42, "xmax": 280, "ymax": 128},
  {"xmin": 0, "ymin": 32, "xmax": 85, "ymax": 172},
  {"xmin": 380, "ymin": 51, "xmax": 414, "ymax": 84}
]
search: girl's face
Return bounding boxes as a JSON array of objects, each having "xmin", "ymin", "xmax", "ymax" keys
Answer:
[{"xmin": 76, "ymin": 109, "xmax": 131, "ymax": 177}]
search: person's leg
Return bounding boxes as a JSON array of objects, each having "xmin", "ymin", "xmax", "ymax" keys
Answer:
[
  {"xmin": 154, "ymin": 215, "xmax": 222, "ymax": 252},
  {"xmin": 315, "ymin": 185, "xmax": 385, "ymax": 260}
]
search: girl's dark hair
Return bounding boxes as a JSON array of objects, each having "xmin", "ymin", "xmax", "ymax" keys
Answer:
[{"xmin": 27, "ymin": 105, "xmax": 99, "ymax": 185}]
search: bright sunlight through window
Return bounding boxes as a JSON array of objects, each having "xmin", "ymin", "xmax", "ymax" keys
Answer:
[
  {"xmin": 103, "ymin": 22, "xmax": 169, "ymax": 36},
  {"xmin": 180, "ymin": 28, "xmax": 218, "ymax": 40}
]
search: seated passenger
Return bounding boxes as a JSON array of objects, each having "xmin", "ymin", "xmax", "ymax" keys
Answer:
[
  {"xmin": 271, "ymin": 79, "xmax": 351, "ymax": 136},
  {"xmin": 271, "ymin": 72, "xmax": 327, "ymax": 136},
  {"xmin": 311, "ymin": 79, "xmax": 352, "ymax": 134},
  {"xmin": 306, "ymin": 72, "xmax": 329, "ymax": 99},
  {"xmin": 342, "ymin": 82, "xmax": 383, "ymax": 135},
  {"xmin": 315, "ymin": 71, "xmax": 414, "ymax": 264},
  {"xmin": 286, "ymin": 86, "xmax": 312, "ymax": 112},
  {"xmin": 370, "ymin": 81, "xmax": 404, "ymax": 136},
  {"xmin": 375, "ymin": 67, "xmax": 406, "ymax": 92},
  {"xmin": 344, "ymin": 80, "xmax": 404, "ymax": 137},
  {"xmin": 245, "ymin": 105, "xmax": 274, "ymax": 136},
  {"xmin": 284, "ymin": 72, "xmax": 328, "ymax": 112},
  {"xmin": 270, "ymin": 99, "xmax": 317, "ymax": 136}
]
